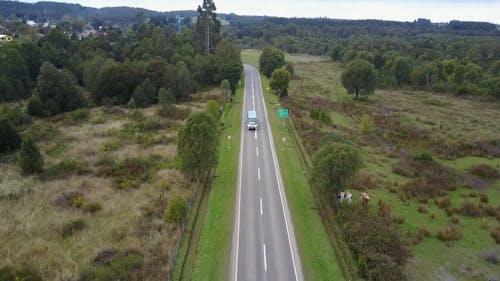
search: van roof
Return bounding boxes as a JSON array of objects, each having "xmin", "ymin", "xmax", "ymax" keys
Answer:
[{"xmin": 247, "ymin": 110, "xmax": 257, "ymax": 118}]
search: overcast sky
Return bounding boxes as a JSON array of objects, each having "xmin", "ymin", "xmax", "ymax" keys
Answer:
[{"xmin": 22, "ymin": 0, "xmax": 500, "ymax": 23}]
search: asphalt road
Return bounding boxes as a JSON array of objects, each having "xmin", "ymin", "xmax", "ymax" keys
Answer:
[{"xmin": 229, "ymin": 64, "xmax": 304, "ymax": 281}]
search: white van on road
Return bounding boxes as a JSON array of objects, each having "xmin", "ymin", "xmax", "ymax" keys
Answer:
[{"xmin": 247, "ymin": 110, "xmax": 258, "ymax": 130}]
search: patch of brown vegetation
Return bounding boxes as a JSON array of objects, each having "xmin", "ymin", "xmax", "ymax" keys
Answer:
[
  {"xmin": 492, "ymin": 226, "xmax": 500, "ymax": 244},
  {"xmin": 340, "ymin": 206, "xmax": 411, "ymax": 281},
  {"xmin": 458, "ymin": 201, "xmax": 500, "ymax": 219},
  {"xmin": 468, "ymin": 164, "xmax": 500, "ymax": 179},
  {"xmin": 350, "ymin": 171, "xmax": 380, "ymax": 190},
  {"xmin": 435, "ymin": 195, "xmax": 452, "ymax": 209},
  {"xmin": 408, "ymin": 228, "xmax": 432, "ymax": 245},
  {"xmin": 437, "ymin": 226, "xmax": 461, "ymax": 242}
]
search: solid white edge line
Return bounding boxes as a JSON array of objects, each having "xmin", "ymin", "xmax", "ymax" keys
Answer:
[
  {"xmin": 233, "ymin": 66, "xmax": 248, "ymax": 281},
  {"xmin": 260, "ymin": 198, "xmax": 263, "ymax": 215},
  {"xmin": 263, "ymin": 243, "xmax": 268, "ymax": 272},
  {"xmin": 256, "ymin": 67, "xmax": 301, "ymax": 281}
]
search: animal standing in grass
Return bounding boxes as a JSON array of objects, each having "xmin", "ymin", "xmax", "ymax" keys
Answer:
[
  {"xmin": 338, "ymin": 191, "xmax": 353, "ymax": 204},
  {"xmin": 361, "ymin": 192, "xmax": 370, "ymax": 207}
]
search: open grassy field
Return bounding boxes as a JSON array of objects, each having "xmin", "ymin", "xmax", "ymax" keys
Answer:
[
  {"xmin": 0, "ymin": 95, "xmax": 216, "ymax": 280},
  {"xmin": 242, "ymin": 52, "xmax": 345, "ymax": 281},
  {"xmin": 242, "ymin": 49, "xmax": 328, "ymax": 67},
  {"xmin": 284, "ymin": 61, "xmax": 500, "ymax": 281}
]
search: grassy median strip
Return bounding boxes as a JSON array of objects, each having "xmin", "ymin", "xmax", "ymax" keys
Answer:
[
  {"xmin": 189, "ymin": 80, "xmax": 244, "ymax": 281},
  {"xmin": 242, "ymin": 51, "xmax": 345, "ymax": 281}
]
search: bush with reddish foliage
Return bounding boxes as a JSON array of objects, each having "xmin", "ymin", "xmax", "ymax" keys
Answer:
[
  {"xmin": 459, "ymin": 201, "xmax": 499, "ymax": 219},
  {"xmin": 409, "ymin": 228, "xmax": 432, "ymax": 245},
  {"xmin": 468, "ymin": 164, "xmax": 499, "ymax": 179},
  {"xmin": 491, "ymin": 226, "xmax": 500, "ymax": 244},
  {"xmin": 339, "ymin": 206, "xmax": 410, "ymax": 281},
  {"xmin": 460, "ymin": 201, "xmax": 483, "ymax": 217},
  {"xmin": 435, "ymin": 195, "xmax": 451, "ymax": 209},
  {"xmin": 437, "ymin": 226, "xmax": 461, "ymax": 241},
  {"xmin": 350, "ymin": 171, "xmax": 379, "ymax": 190},
  {"xmin": 418, "ymin": 205, "xmax": 427, "ymax": 213},
  {"xmin": 480, "ymin": 193, "xmax": 489, "ymax": 203}
]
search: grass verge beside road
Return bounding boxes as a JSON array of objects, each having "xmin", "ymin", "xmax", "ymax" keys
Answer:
[
  {"xmin": 188, "ymin": 81, "xmax": 244, "ymax": 281},
  {"xmin": 241, "ymin": 52, "xmax": 345, "ymax": 281}
]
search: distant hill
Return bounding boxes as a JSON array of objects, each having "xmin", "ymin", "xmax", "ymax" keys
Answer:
[{"xmin": 0, "ymin": 0, "xmax": 197, "ymax": 24}]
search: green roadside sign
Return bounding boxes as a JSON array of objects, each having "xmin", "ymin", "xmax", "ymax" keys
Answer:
[{"xmin": 278, "ymin": 109, "xmax": 289, "ymax": 118}]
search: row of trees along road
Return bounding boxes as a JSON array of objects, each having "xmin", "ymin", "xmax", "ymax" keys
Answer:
[{"xmin": 259, "ymin": 46, "xmax": 293, "ymax": 99}]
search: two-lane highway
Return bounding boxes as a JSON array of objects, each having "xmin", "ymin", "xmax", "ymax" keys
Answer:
[{"xmin": 229, "ymin": 64, "xmax": 304, "ymax": 281}]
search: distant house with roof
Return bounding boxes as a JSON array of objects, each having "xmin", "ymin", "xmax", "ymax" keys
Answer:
[{"xmin": 0, "ymin": 34, "xmax": 13, "ymax": 43}]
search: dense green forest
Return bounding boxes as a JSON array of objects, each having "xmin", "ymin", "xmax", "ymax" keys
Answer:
[
  {"xmin": 229, "ymin": 17, "xmax": 500, "ymax": 97},
  {"xmin": 0, "ymin": 4, "xmax": 242, "ymax": 114}
]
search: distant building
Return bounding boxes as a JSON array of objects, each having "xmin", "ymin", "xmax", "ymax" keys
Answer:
[
  {"xmin": 26, "ymin": 20, "xmax": 37, "ymax": 27},
  {"xmin": 0, "ymin": 34, "xmax": 13, "ymax": 43}
]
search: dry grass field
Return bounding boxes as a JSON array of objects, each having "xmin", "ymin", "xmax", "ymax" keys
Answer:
[
  {"xmin": 285, "ymin": 61, "xmax": 500, "ymax": 281},
  {"xmin": 0, "ymin": 100, "xmax": 209, "ymax": 280}
]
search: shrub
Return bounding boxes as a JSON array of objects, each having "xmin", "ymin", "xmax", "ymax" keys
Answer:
[
  {"xmin": 410, "ymin": 228, "xmax": 432, "ymax": 245},
  {"xmin": 164, "ymin": 196, "xmax": 189, "ymax": 224},
  {"xmin": 413, "ymin": 149, "xmax": 433, "ymax": 161},
  {"xmin": 27, "ymin": 95, "xmax": 45, "ymax": 117},
  {"xmin": 0, "ymin": 265, "xmax": 43, "ymax": 281},
  {"xmin": 310, "ymin": 108, "xmax": 331, "ymax": 124},
  {"xmin": 90, "ymin": 113, "xmax": 105, "ymax": 124},
  {"xmin": 0, "ymin": 104, "xmax": 31, "ymax": 125},
  {"xmin": 69, "ymin": 108, "xmax": 90, "ymax": 121},
  {"xmin": 83, "ymin": 201, "xmax": 102, "ymax": 214},
  {"xmin": 483, "ymin": 249, "xmax": 499, "ymax": 264},
  {"xmin": 72, "ymin": 195, "xmax": 85, "ymax": 208},
  {"xmin": 480, "ymin": 193, "xmax": 489, "ymax": 203},
  {"xmin": 55, "ymin": 191, "xmax": 83, "ymax": 208},
  {"xmin": 100, "ymin": 140, "xmax": 122, "ymax": 152},
  {"xmin": 435, "ymin": 195, "xmax": 452, "ymax": 209},
  {"xmin": 359, "ymin": 114, "xmax": 373, "ymax": 134},
  {"xmin": 111, "ymin": 158, "xmax": 152, "ymax": 189},
  {"xmin": 206, "ymin": 100, "xmax": 221, "ymax": 119},
  {"xmin": 418, "ymin": 205, "xmax": 428, "ymax": 213},
  {"xmin": 93, "ymin": 251, "xmax": 143, "ymax": 281},
  {"xmin": 378, "ymin": 201, "xmax": 392, "ymax": 218},
  {"xmin": 340, "ymin": 206, "xmax": 410, "ymax": 281},
  {"xmin": 460, "ymin": 201, "xmax": 483, "ymax": 217},
  {"xmin": 437, "ymin": 226, "xmax": 461, "ymax": 241},
  {"xmin": 319, "ymin": 111, "xmax": 331, "ymax": 124},
  {"xmin": 449, "ymin": 217, "xmax": 460, "ymax": 225},
  {"xmin": 350, "ymin": 171, "xmax": 379, "ymax": 190},
  {"xmin": 468, "ymin": 164, "xmax": 499, "ymax": 179},
  {"xmin": 45, "ymin": 159, "xmax": 89, "ymax": 179},
  {"xmin": 158, "ymin": 88, "xmax": 175, "ymax": 107},
  {"xmin": 492, "ymin": 226, "xmax": 500, "ymax": 244},
  {"xmin": 60, "ymin": 218, "xmax": 86, "ymax": 238},
  {"xmin": 0, "ymin": 118, "xmax": 21, "ymax": 153},
  {"xmin": 127, "ymin": 98, "xmax": 136, "ymax": 109},
  {"xmin": 18, "ymin": 137, "xmax": 43, "ymax": 174},
  {"xmin": 131, "ymin": 79, "xmax": 156, "ymax": 107},
  {"xmin": 392, "ymin": 214, "xmax": 405, "ymax": 225},
  {"xmin": 319, "ymin": 133, "xmax": 351, "ymax": 146}
]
